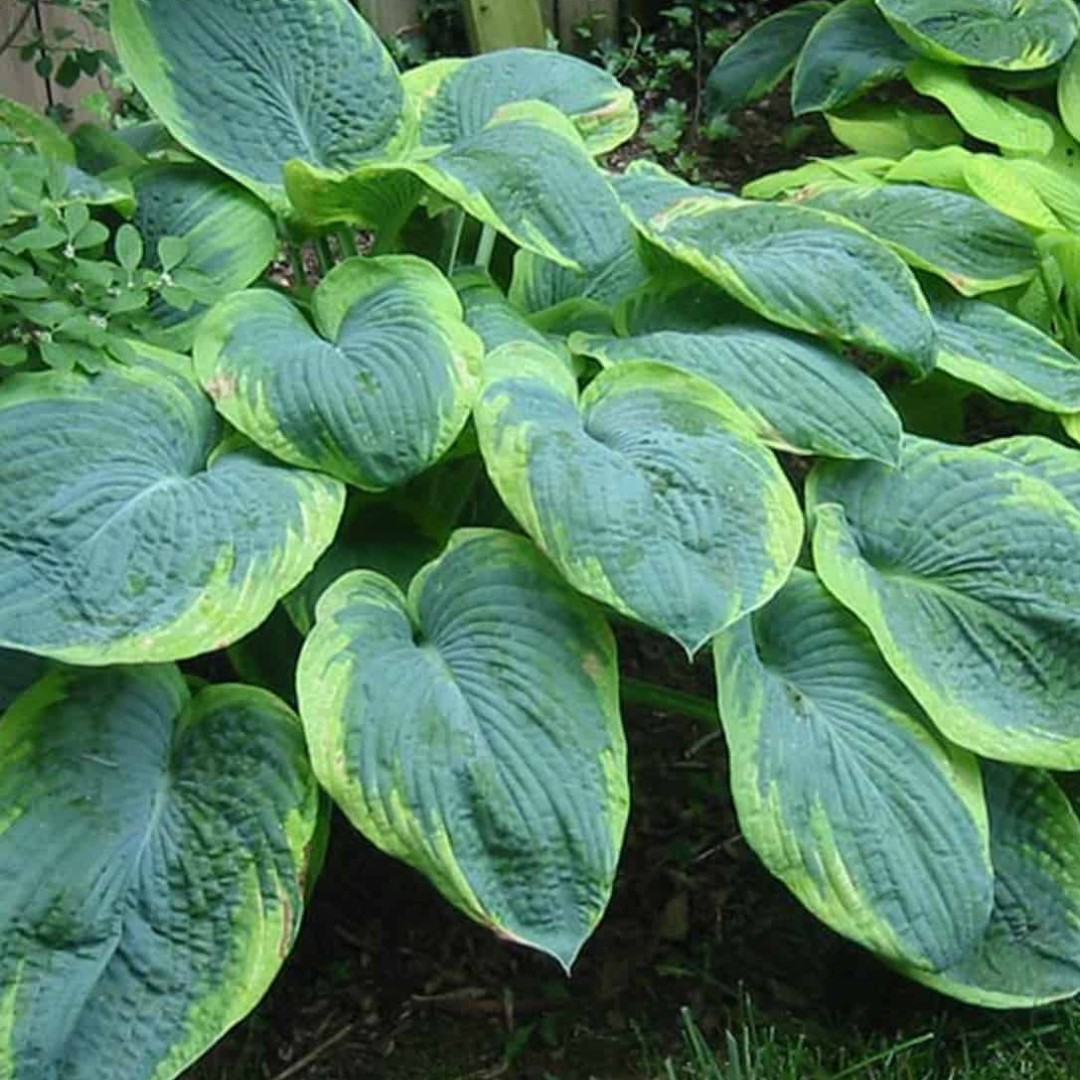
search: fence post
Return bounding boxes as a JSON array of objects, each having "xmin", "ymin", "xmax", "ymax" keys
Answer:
[
  {"xmin": 461, "ymin": 0, "xmax": 547, "ymax": 52},
  {"xmin": 357, "ymin": 0, "xmax": 421, "ymax": 36},
  {"xmin": 557, "ymin": 0, "xmax": 619, "ymax": 51}
]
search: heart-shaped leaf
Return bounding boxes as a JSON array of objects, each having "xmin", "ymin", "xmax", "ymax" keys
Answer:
[
  {"xmin": 111, "ymin": 0, "xmax": 411, "ymax": 216},
  {"xmin": 809, "ymin": 436, "xmax": 1080, "ymax": 768},
  {"xmin": 714, "ymin": 569, "xmax": 993, "ymax": 970},
  {"xmin": 0, "ymin": 358, "xmax": 344, "ymax": 664},
  {"xmin": 131, "ymin": 163, "xmax": 278, "ymax": 348},
  {"xmin": 195, "ymin": 255, "xmax": 482, "ymax": 491},
  {"xmin": 927, "ymin": 281, "xmax": 1080, "ymax": 412},
  {"xmin": 617, "ymin": 162, "xmax": 937, "ymax": 372},
  {"xmin": 574, "ymin": 280, "xmax": 901, "ymax": 464},
  {"xmin": 898, "ymin": 762, "xmax": 1080, "ymax": 1007},
  {"xmin": 297, "ymin": 528, "xmax": 628, "ymax": 971},
  {"xmin": 475, "ymin": 343, "xmax": 803, "ymax": 654},
  {"xmin": 0, "ymin": 664, "xmax": 322, "ymax": 1080},
  {"xmin": 792, "ymin": 0, "xmax": 915, "ymax": 115},
  {"xmin": 877, "ymin": 0, "xmax": 1079, "ymax": 70},
  {"xmin": 705, "ymin": 2, "xmax": 832, "ymax": 120},
  {"xmin": 796, "ymin": 181, "xmax": 1037, "ymax": 295},
  {"xmin": 405, "ymin": 49, "xmax": 637, "ymax": 154}
]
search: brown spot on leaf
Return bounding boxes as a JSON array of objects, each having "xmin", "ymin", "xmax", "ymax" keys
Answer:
[{"xmin": 205, "ymin": 374, "xmax": 239, "ymax": 402}]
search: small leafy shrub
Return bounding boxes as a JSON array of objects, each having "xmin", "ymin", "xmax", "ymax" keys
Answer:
[{"xmin": 6, "ymin": 1, "xmax": 1080, "ymax": 1077}]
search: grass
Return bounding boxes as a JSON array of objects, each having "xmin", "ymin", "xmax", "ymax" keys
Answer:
[{"xmin": 653, "ymin": 996, "xmax": 1080, "ymax": 1080}]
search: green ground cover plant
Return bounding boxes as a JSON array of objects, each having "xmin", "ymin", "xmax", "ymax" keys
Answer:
[{"xmin": 5, "ymin": 1, "xmax": 1080, "ymax": 1077}]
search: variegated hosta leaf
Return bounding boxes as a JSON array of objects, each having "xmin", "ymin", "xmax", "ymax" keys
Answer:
[
  {"xmin": 474, "ymin": 343, "xmax": 803, "ymax": 654},
  {"xmin": 899, "ymin": 763, "xmax": 1080, "ymax": 1007},
  {"xmin": 454, "ymin": 268, "xmax": 575, "ymax": 371},
  {"xmin": 792, "ymin": 0, "xmax": 914, "ymax": 115},
  {"xmin": 876, "ymin": 0, "xmax": 1079, "ymax": 70},
  {"xmin": 296, "ymin": 528, "xmax": 628, "ymax": 971},
  {"xmin": 714, "ymin": 569, "xmax": 993, "ymax": 970},
  {"xmin": 704, "ymin": 2, "xmax": 832, "ymax": 120},
  {"xmin": 406, "ymin": 101, "xmax": 630, "ymax": 272},
  {"xmin": 0, "ymin": 648, "xmax": 47, "ymax": 712},
  {"xmin": 927, "ymin": 281, "xmax": 1080, "ymax": 412},
  {"xmin": 1059, "ymin": 42, "xmax": 1080, "ymax": 144},
  {"xmin": 794, "ymin": 181, "xmax": 1037, "ymax": 295},
  {"xmin": 195, "ymin": 255, "xmax": 482, "ymax": 491},
  {"xmin": 0, "ymin": 360, "xmax": 344, "ymax": 664},
  {"xmin": 283, "ymin": 160, "xmax": 425, "ymax": 232},
  {"xmin": 0, "ymin": 664, "xmax": 322, "ymax": 1080},
  {"xmin": 809, "ymin": 436, "xmax": 1080, "ymax": 768},
  {"xmin": 111, "ymin": 0, "xmax": 411, "ymax": 216},
  {"xmin": 616, "ymin": 162, "xmax": 937, "ymax": 372},
  {"xmin": 574, "ymin": 280, "xmax": 901, "ymax": 464},
  {"xmin": 405, "ymin": 49, "xmax": 637, "ymax": 154},
  {"xmin": 906, "ymin": 61, "xmax": 1055, "ymax": 155},
  {"xmin": 132, "ymin": 163, "xmax": 278, "ymax": 348}
]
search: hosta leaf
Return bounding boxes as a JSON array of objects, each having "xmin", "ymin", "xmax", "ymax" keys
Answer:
[
  {"xmin": 195, "ymin": 255, "xmax": 481, "ymax": 491},
  {"xmin": 796, "ymin": 181, "xmax": 1038, "ymax": 294},
  {"xmin": 809, "ymin": 436, "xmax": 1080, "ymax": 768},
  {"xmin": 283, "ymin": 161, "xmax": 424, "ymax": 231},
  {"xmin": 111, "ymin": 0, "xmax": 410, "ymax": 216},
  {"xmin": 705, "ymin": 2, "xmax": 832, "ymax": 120},
  {"xmin": 296, "ymin": 528, "xmax": 628, "ymax": 971},
  {"xmin": 742, "ymin": 156, "xmax": 896, "ymax": 199},
  {"xmin": 574, "ymin": 281, "xmax": 901, "ymax": 463},
  {"xmin": 0, "ymin": 360, "xmax": 344, "ymax": 664},
  {"xmin": 825, "ymin": 102, "xmax": 963, "ymax": 157},
  {"xmin": 132, "ymin": 163, "xmax": 278, "ymax": 348},
  {"xmin": 405, "ymin": 49, "xmax": 637, "ymax": 154},
  {"xmin": 900, "ymin": 763, "xmax": 1080, "ymax": 1007},
  {"xmin": 1058, "ymin": 41, "xmax": 1080, "ymax": 143},
  {"xmin": 714, "ymin": 569, "xmax": 992, "ymax": 970},
  {"xmin": 617, "ymin": 162, "xmax": 936, "ymax": 371},
  {"xmin": 474, "ymin": 343, "xmax": 803, "ymax": 654},
  {"xmin": 928, "ymin": 281, "xmax": 1080, "ymax": 411},
  {"xmin": 877, "ymin": 0, "xmax": 1079, "ymax": 70},
  {"xmin": 792, "ymin": 0, "xmax": 915, "ymax": 115},
  {"xmin": 0, "ymin": 648, "xmax": 47, "ymax": 712},
  {"xmin": 0, "ymin": 664, "xmax": 321, "ymax": 1080},
  {"xmin": 0, "ymin": 95, "xmax": 75, "ymax": 163},
  {"xmin": 405, "ymin": 101, "xmax": 629, "ymax": 272},
  {"xmin": 906, "ymin": 61, "xmax": 1055, "ymax": 154}
]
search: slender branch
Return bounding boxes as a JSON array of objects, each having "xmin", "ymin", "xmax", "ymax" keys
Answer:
[
  {"xmin": 268, "ymin": 1023, "xmax": 356, "ymax": 1080},
  {"xmin": 620, "ymin": 676, "xmax": 717, "ymax": 724},
  {"xmin": 0, "ymin": 2, "xmax": 34, "ymax": 59}
]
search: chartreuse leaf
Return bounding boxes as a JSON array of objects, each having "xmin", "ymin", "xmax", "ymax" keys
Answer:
[
  {"xmin": 792, "ymin": 0, "xmax": 915, "ymax": 115},
  {"xmin": 796, "ymin": 182, "xmax": 1037, "ymax": 295},
  {"xmin": 110, "ymin": 0, "xmax": 411, "ymax": 217},
  {"xmin": 0, "ymin": 664, "xmax": 321, "ymax": 1080},
  {"xmin": 742, "ymin": 156, "xmax": 895, "ymax": 199},
  {"xmin": 405, "ymin": 49, "xmax": 637, "ymax": 154},
  {"xmin": 825, "ymin": 102, "xmax": 962, "ymax": 157},
  {"xmin": 927, "ymin": 281, "xmax": 1080, "ymax": 411},
  {"xmin": 705, "ymin": 2, "xmax": 832, "ymax": 120},
  {"xmin": 714, "ymin": 569, "xmax": 992, "ymax": 970},
  {"xmin": 406, "ymin": 102, "xmax": 629, "ymax": 272},
  {"xmin": 877, "ymin": 0, "xmax": 1079, "ymax": 69},
  {"xmin": 0, "ymin": 96, "xmax": 75, "ymax": 163},
  {"xmin": 132, "ymin": 163, "xmax": 278, "ymax": 347},
  {"xmin": 573, "ymin": 279, "xmax": 901, "ymax": 463},
  {"xmin": 195, "ymin": 255, "xmax": 481, "ymax": 491},
  {"xmin": 1059, "ymin": 42, "xmax": 1080, "ymax": 143},
  {"xmin": 474, "ymin": 343, "xmax": 803, "ymax": 654},
  {"xmin": 906, "ymin": 61, "xmax": 1054, "ymax": 154},
  {"xmin": 297, "ymin": 528, "xmax": 628, "ymax": 971},
  {"xmin": 617, "ymin": 162, "xmax": 936, "ymax": 371},
  {"xmin": 0, "ymin": 360, "xmax": 344, "ymax": 664},
  {"xmin": 283, "ymin": 162, "xmax": 424, "ymax": 232},
  {"xmin": 809, "ymin": 436, "xmax": 1080, "ymax": 768},
  {"xmin": 0, "ymin": 649, "xmax": 47, "ymax": 711},
  {"xmin": 899, "ymin": 763, "xmax": 1080, "ymax": 1007}
]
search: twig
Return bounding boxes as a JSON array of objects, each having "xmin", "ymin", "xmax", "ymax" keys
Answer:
[
  {"xmin": 268, "ymin": 1022, "xmax": 356, "ymax": 1080},
  {"xmin": 0, "ymin": 1, "xmax": 34, "ymax": 59}
]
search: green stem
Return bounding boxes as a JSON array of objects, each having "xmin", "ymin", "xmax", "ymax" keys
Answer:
[
  {"xmin": 336, "ymin": 227, "xmax": 359, "ymax": 259},
  {"xmin": 620, "ymin": 677, "xmax": 717, "ymax": 724},
  {"xmin": 446, "ymin": 209, "xmax": 466, "ymax": 276},
  {"xmin": 316, "ymin": 236, "xmax": 335, "ymax": 277},
  {"xmin": 475, "ymin": 223, "xmax": 497, "ymax": 270}
]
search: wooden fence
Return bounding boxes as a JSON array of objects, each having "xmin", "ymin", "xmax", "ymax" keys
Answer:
[{"xmin": 0, "ymin": 0, "xmax": 629, "ymax": 121}]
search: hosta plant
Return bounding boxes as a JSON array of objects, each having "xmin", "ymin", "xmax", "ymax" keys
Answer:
[{"xmin": 6, "ymin": 0, "xmax": 1080, "ymax": 1076}]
